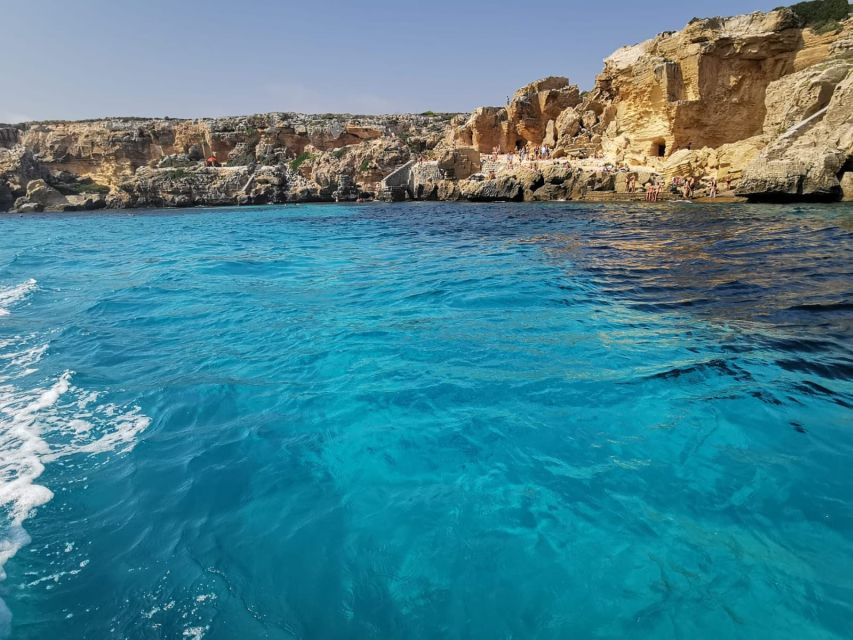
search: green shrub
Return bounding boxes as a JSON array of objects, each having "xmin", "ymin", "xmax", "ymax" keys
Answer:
[
  {"xmin": 785, "ymin": 0, "xmax": 850, "ymax": 30},
  {"xmin": 420, "ymin": 111, "xmax": 437, "ymax": 117},
  {"xmin": 290, "ymin": 152, "xmax": 313, "ymax": 171},
  {"xmin": 814, "ymin": 17, "xmax": 843, "ymax": 32},
  {"xmin": 332, "ymin": 148, "xmax": 346, "ymax": 159},
  {"xmin": 359, "ymin": 158, "xmax": 371, "ymax": 172}
]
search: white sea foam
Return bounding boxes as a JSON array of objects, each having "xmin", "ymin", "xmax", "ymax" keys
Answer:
[
  {"xmin": 0, "ymin": 280, "xmax": 36, "ymax": 317},
  {"xmin": 0, "ymin": 368, "xmax": 150, "ymax": 585},
  {"xmin": 0, "ymin": 279, "xmax": 150, "ymax": 633}
]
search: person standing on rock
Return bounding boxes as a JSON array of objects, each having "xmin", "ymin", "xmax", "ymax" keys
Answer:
[{"xmin": 710, "ymin": 176, "xmax": 718, "ymax": 198}]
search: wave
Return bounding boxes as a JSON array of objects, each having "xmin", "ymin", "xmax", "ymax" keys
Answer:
[
  {"xmin": 0, "ymin": 369, "xmax": 150, "ymax": 582},
  {"xmin": 0, "ymin": 280, "xmax": 37, "ymax": 317},
  {"xmin": 0, "ymin": 278, "xmax": 150, "ymax": 600}
]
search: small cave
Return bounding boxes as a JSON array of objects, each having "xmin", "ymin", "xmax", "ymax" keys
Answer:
[{"xmin": 651, "ymin": 139, "xmax": 667, "ymax": 158}]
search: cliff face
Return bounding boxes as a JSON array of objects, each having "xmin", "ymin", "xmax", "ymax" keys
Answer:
[
  {"xmin": 600, "ymin": 11, "xmax": 811, "ymax": 158},
  {"xmin": 0, "ymin": 113, "xmax": 455, "ymax": 211},
  {"xmin": 3, "ymin": 5, "xmax": 852, "ymax": 211},
  {"xmin": 737, "ymin": 34, "xmax": 853, "ymax": 199},
  {"xmin": 448, "ymin": 8, "xmax": 853, "ymax": 202}
]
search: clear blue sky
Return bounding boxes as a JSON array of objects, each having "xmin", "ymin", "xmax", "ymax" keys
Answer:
[{"xmin": 1, "ymin": 0, "xmax": 783, "ymax": 121}]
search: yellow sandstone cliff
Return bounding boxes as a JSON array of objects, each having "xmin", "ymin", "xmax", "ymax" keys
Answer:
[
  {"xmin": 447, "ymin": 6, "xmax": 853, "ymax": 201},
  {"xmin": 2, "ymin": 4, "xmax": 852, "ymax": 210}
]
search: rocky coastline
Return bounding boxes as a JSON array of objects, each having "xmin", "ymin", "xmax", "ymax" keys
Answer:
[{"xmin": 2, "ymin": 4, "xmax": 852, "ymax": 213}]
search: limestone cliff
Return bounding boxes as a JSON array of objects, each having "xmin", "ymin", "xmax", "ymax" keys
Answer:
[
  {"xmin": 737, "ymin": 34, "xmax": 853, "ymax": 199},
  {"xmin": 447, "ymin": 6, "xmax": 853, "ymax": 202},
  {"xmin": 3, "ymin": 3, "xmax": 853, "ymax": 211},
  {"xmin": 0, "ymin": 113, "xmax": 455, "ymax": 211}
]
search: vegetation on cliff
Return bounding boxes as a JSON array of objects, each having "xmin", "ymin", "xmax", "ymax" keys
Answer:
[{"xmin": 785, "ymin": 0, "xmax": 851, "ymax": 32}]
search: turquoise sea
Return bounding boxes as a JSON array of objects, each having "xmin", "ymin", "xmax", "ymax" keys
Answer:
[{"xmin": 0, "ymin": 202, "xmax": 850, "ymax": 639}]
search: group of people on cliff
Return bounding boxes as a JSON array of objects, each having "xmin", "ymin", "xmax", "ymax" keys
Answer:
[{"xmin": 490, "ymin": 143, "xmax": 554, "ymax": 167}]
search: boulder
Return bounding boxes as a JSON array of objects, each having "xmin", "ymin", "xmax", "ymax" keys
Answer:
[
  {"xmin": 451, "ymin": 107, "xmax": 513, "ymax": 153},
  {"xmin": 12, "ymin": 178, "xmax": 109, "ymax": 212},
  {"xmin": 118, "ymin": 165, "xmax": 292, "ymax": 208},
  {"xmin": 581, "ymin": 110, "xmax": 598, "ymax": 130},
  {"xmin": 15, "ymin": 179, "xmax": 69, "ymax": 211},
  {"xmin": 460, "ymin": 175, "xmax": 525, "ymax": 201},
  {"xmin": 65, "ymin": 193, "xmax": 107, "ymax": 211},
  {"xmin": 0, "ymin": 145, "xmax": 48, "ymax": 210},
  {"xmin": 508, "ymin": 77, "xmax": 582, "ymax": 144},
  {"xmin": 555, "ymin": 108, "xmax": 581, "ymax": 140},
  {"xmin": 448, "ymin": 77, "xmax": 582, "ymax": 152},
  {"xmin": 840, "ymin": 171, "xmax": 853, "ymax": 201},
  {"xmin": 436, "ymin": 180, "xmax": 461, "ymax": 201},
  {"xmin": 532, "ymin": 183, "xmax": 572, "ymax": 200},
  {"xmin": 16, "ymin": 202, "xmax": 44, "ymax": 213}
]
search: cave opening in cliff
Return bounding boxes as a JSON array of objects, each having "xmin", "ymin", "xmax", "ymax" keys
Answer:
[{"xmin": 652, "ymin": 139, "xmax": 666, "ymax": 157}]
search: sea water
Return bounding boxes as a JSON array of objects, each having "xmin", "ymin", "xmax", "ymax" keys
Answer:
[{"xmin": 0, "ymin": 202, "xmax": 850, "ymax": 639}]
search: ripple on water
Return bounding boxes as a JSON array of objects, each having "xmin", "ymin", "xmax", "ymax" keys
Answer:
[
  {"xmin": 0, "ymin": 202, "xmax": 849, "ymax": 640},
  {"xmin": 0, "ymin": 279, "xmax": 150, "ymax": 635}
]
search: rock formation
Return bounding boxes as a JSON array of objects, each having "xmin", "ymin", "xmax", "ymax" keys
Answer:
[
  {"xmin": 0, "ymin": 113, "xmax": 455, "ymax": 211},
  {"xmin": 445, "ymin": 5, "xmax": 853, "ymax": 202},
  {"xmin": 737, "ymin": 35, "xmax": 853, "ymax": 199},
  {"xmin": 450, "ymin": 77, "xmax": 582, "ymax": 153},
  {"xmin": 2, "ymin": 2, "xmax": 852, "ymax": 211}
]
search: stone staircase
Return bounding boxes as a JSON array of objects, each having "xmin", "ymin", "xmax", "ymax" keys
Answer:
[
  {"xmin": 377, "ymin": 159, "xmax": 416, "ymax": 201},
  {"xmin": 480, "ymin": 159, "xmax": 503, "ymax": 175}
]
